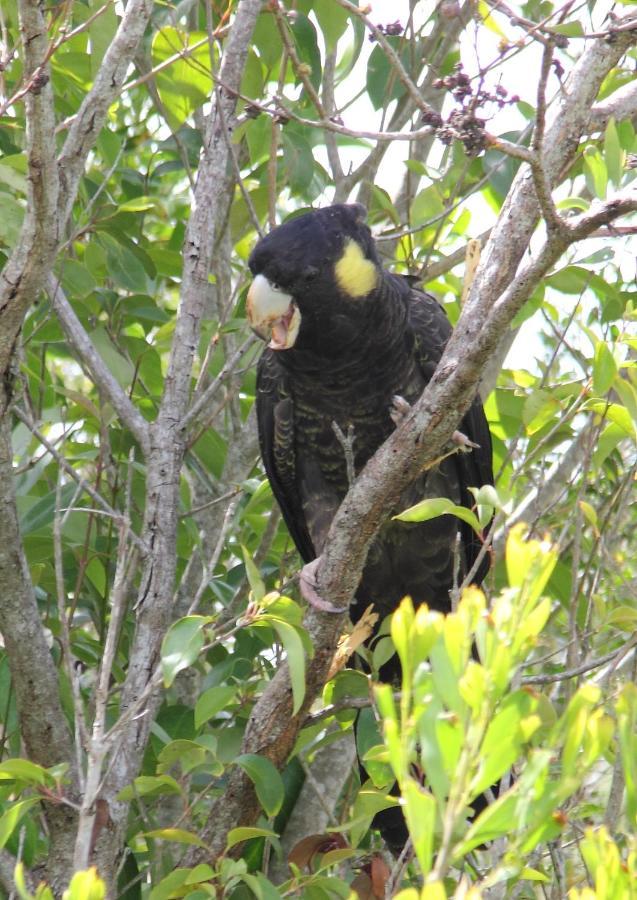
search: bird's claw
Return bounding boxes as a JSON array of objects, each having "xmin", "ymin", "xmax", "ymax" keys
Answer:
[
  {"xmin": 390, "ymin": 394, "xmax": 411, "ymax": 427},
  {"xmin": 451, "ymin": 430, "xmax": 480, "ymax": 451},
  {"xmin": 391, "ymin": 397, "xmax": 479, "ymax": 454},
  {"xmin": 300, "ymin": 557, "xmax": 347, "ymax": 613}
]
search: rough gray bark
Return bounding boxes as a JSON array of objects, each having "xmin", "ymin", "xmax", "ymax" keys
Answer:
[
  {"xmin": 0, "ymin": 0, "xmax": 59, "ymax": 383},
  {"xmin": 0, "ymin": 419, "xmax": 78, "ymax": 891}
]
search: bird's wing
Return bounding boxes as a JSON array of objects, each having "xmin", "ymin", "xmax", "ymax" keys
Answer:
[
  {"xmin": 256, "ymin": 349, "xmax": 316, "ymax": 563},
  {"xmin": 408, "ymin": 287, "xmax": 494, "ymax": 584}
]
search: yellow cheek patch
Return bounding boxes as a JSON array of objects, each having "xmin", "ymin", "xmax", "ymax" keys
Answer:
[{"xmin": 334, "ymin": 239, "xmax": 378, "ymax": 298}]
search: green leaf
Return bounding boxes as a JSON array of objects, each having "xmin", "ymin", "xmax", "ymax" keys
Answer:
[
  {"xmin": 290, "ymin": 14, "xmax": 321, "ymax": 90},
  {"xmin": 551, "ymin": 20, "xmax": 584, "ymax": 36},
  {"xmin": 0, "ymin": 759, "xmax": 49, "ymax": 785},
  {"xmin": 583, "ymin": 146, "xmax": 608, "ymax": 199},
  {"xmin": 238, "ymin": 872, "xmax": 282, "ymax": 900},
  {"xmin": 19, "ymin": 483, "xmax": 77, "ymax": 535},
  {"xmin": 144, "ymin": 828, "xmax": 209, "ymax": 848},
  {"xmin": 185, "ymin": 865, "xmax": 214, "ymax": 885},
  {"xmin": 586, "ymin": 401, "xmax": 634, "ymax": 436},
  {"xmin": 617, "ymin": 684, "xmax": 637, "ymax": 825},
  {"xmin": 523, "ymin": 389, "xmax": 561, "ymax": 435},
  {"xmin": 349, "ymin": 785, "xmax": 400, "ymax": 848},
  {"xmin": 411, "ymin": 185, "xmax": 445, "ymax": 225},
  {"xmin": 505, "ymin": 524, "xmax": 557, "ymax": 602},
  {"xmin": 0, "ymin": 194, "xmax": 25, "ymax": 248},
  {"xmin": 593, "ymin": 341, "xmax": 618, "ymax": 395},
  {"xmin": 366, "ymin": 41, "xmax": 407, "ymax": 110},
  {"xmin": 251, "ymin": 11, "xmax": 283, "ymax": 68},
  {"xmin": 0, "ymin": 798, "xmax": 40, "ymax": 849},
  {"xmin": 402, "ymin": 783, "xmax": 435, "ymax": 876},
  {"xmin": 156, "ymin": 740, "xmax": 211, "ymax": 775},
  {"xmin": 264, "ymin": 617, "xmax": 307, "ymax": 714},
  {"xmin": 391, "ymin": 596, "xmax": 415, "ymax": 687},
  {"xmin": 88, "ymin": 0, "xmax": 118, "ymax": 74},
  {"xmin": 594, "ymin": 422, "xmax": 630, "ymax": 467},
  {"xmin": 0, "ymin": 162, "xmax": 27, "ymax": 194},
  {"xmin": 160, "ymin": 616, "xmax": 211, "ymax": 687},
  {"xmin": 394, "ymin": 497, "xmax": 481, "ymax": 534},
  {"xmin": 546, "ymin": 265, "xmax": 591, "ymax": 295},
  {"xmin": 578, "ymin": 500, "xmax": 598, "ymax": 532},
  {"xmin": 117, "ymin": 775, "xmax": 182, "ymax": 801},
  {"xmin": 281, "ymin": 131, "xmax": 315, "ymax": 194},
  {"xmin": 63, "ymin": 868, "xmax": 106, "ymax": 900},
  {"xmin": 235, "ymin": 755, "xmax": 284, "ymax": 817},
  {"xmin": 241, "ymin": 545, "xmax": 265, "ymax": 602},
  {"xmin": 226, "ymin": 827, "xmax": 278, "ymax": 851},
  {"xmin": 90, "ymin": 327, "xmax": 135, "ymax": 388},
  {"xmin": 357, "ymin": 707, "xmax": 394, "ymax": 789},
  {"xmin": 151, "ymin": 29, "xmax": 213, "ymax": 129},
  {"xmin": 471, "ymin": 692, "xmax": 538, "ymax": 796},
  {"xmin": 99, "ymin": 233, "xmax": 149, "ymax": 293},
  {"xmin": 194, "ymin": 684, "xmax": 237, "ymax": 729},
  {"xmin": 149, "ymin": 869, "xmax": 191, "ymax": 900},
  {"xmin": 312, "ymin": 0, "xmax": 349, "ymax": 50},
  {"xmin": 604, "ymin": 118, "xmax": 623, "ymax": 186}
]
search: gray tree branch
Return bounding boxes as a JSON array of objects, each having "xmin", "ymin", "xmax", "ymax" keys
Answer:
[
  {"xmin": 0, "ymin": 0, "xmax": 59, "ymax": 381},
  {"xmin": 589, "ymin": 78, "xmax": 637, "ymax": 133},
  {"xmin": 0, "ymin": 419, "xmax": 78, "ymax": 891},
  {"xmin": 46, "ymin": 277, "xmax": 151, "ymax": 455}
]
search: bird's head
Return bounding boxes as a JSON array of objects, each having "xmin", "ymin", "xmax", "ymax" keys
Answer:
[{"xmin": 246, "ymin": 204, "xmax": 380, "ymax": 351}]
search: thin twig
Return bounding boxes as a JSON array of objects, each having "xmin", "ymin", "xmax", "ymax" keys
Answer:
[
  {"xmin": 53, "ymin": 476, "xmax": 90, "ymax": 770},
  {"xmin": 530, "ymin": 41, "xmax": 567, "ymax": 235},
  {"xmin": 332, "ymin": 422, "xmax": 356, "ymax": 488},
  {"xmin": 521, "ymin": 636, "xmax": 637, "ymax": 686},
  {"xmin": 179, "ymin": 333, "xmax": 258, "ymax": 433},
  {"xmin": 46, "ymin": 277, "xmax": 151, "ymax": 455}
]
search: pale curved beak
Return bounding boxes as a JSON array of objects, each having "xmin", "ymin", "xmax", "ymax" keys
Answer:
[{"xmin": 246, "ymin": 274, "xmax": 301, "ymax": 350}]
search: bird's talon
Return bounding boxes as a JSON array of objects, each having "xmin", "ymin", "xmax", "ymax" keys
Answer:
[
  {"xmin": 451, "ymin": 429, "xmax": 480, "ymax": 451},
  {"xmin": 300, "ymin": 557, "xmax": 347, "ymax": 613},
  {"xmin": 390, "ymin": 394, "xmax": 411, "ymax": 427}
]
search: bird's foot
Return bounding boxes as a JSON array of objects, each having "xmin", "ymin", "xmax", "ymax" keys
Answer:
[
  {"xmin": 390, "ymin": 394, "xmax": 411, "ymax": 427},
  {"xmin": 391, "ymin": 396, "xmax": 479, "ymax": 453},
  {"xmin": 299, "ymin": 557, "xmax": 347, "ymax": 613},
  {"xmin": 451, "ymin": 429, "xmax": 481, "ymax": 452}
]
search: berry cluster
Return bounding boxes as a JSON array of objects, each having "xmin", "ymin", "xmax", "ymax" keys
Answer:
[
  {"xmin": 425, "ymin": 64, "xmax": 520, "ymax": 156},
  {"xmin": 433, "ymin": 65, "xmax": 519, "ymax": 109},
  {"xmin": 369, "ymin": 20, "xmax": 403, "ymax": 41}
]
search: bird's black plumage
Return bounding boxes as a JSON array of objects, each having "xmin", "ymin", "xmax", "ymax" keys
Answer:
[
  {"xmin": 248, "ymin": 204, "xmax": 492, "ymax": 620},
  {"xmin": 247, "ymin": 203, "xmax": 494, "ymax": 849}
]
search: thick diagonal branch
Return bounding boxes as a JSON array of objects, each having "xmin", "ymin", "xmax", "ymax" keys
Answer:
[
  {"xmin": 47, "ymin": 278, "xmax": 150, "ymax": 454},
  {"xmin": 0, "ymin": 0, "xmax": 59, "ymax": 379}
]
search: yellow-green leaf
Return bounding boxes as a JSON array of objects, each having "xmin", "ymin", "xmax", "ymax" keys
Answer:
[
  {"xmin": 235, "ymin": 754, "xmax": 284, "ymax": 817},
  {"xmin": 395, "ymin": 497, "xmax": 481, "ymax": 534}
]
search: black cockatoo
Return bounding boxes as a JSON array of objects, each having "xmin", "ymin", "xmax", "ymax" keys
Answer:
[
  {"xmin": 246, "ymin": 203, "xmax": 493, "ymax": 848},
  {"xmin": 247, "ymin": 203, "xmax": 492, "ymax": 620}
]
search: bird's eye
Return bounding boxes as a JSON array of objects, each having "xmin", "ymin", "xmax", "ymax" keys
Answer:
[{"xmin": 270, "ymin": 281, "xmax": 282, "ymax": 292}]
